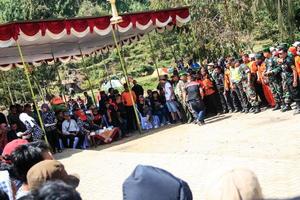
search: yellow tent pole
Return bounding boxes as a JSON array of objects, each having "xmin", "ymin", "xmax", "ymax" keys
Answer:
[
  {"xmin": 16, "ymin": 41, "xmax": 49, "ymax": 145},
  {"xmin": 147, "ymin": 34, "xmax": 160, "ymax": 80},
  {"xmin": 111, "ymin": 26, "xmax": 142, "ymax": 134},
  {"xmin": 50, "ymin": 52, "xmax": 67, "ymax": 102},
  {"xmin": 0, "ymin": 72, "xmax": 14, "ymax": 104},
  {"xmin": 78, "ymin": 46, "xmax": 97, "ymax": 106}
]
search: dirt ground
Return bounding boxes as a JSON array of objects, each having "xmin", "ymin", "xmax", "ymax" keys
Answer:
[{"xmin": 56, "ymin": 109, "xmax": 300, "ymax": 200}]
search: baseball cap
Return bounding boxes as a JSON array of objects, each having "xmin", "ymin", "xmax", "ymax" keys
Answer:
[
  {"xmin": 27, "ymin": 160, "xmax": 80, "ymax": 190},
  {"xmin": 2, "ymin": 139, "xmax": 28, "ymax": 157}
]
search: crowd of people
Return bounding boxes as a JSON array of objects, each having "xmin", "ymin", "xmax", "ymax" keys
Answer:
[
  {"xmin": 0, "ymin": 41, "xmax": 299, "ymax": 199},
  {"xmin": 0, "ymin": 138, "xmax": 265, "ymax": 200},
  {"xmin": 0, "ymin": 42, "xmax": 300, "ymax": 153}
]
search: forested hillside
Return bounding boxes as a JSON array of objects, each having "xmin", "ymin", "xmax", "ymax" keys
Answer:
[{"xmin": 0, "ymin": 0, "xmax": 299, "ymax": 106}]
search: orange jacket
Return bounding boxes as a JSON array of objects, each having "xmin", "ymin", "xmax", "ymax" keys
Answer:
[
  {"xmin": 198, "ymin": 76, "xmax": 215, "ymax": 96},
  {"xmin": 295, "ymin": 55, "xmax": 300, "ymax": 78},
  {"xmin": 121, "ymin": 91, "xmax": 136, "ymax": 106},
  {"xmin": 224, "ymin": 68, "xmax": 231, "ymax": 90}
]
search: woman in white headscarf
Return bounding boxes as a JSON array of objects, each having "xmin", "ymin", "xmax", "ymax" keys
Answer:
[
  {"xmin": 206, "ymin": 168, "xmax": 263, "ymax": 200},
  {"xmin": 19, "ymin": 113, "xmax": 43, "ymax": 141}
]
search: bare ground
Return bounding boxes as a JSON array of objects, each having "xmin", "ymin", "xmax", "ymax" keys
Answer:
[{"xmin": 56, "ymin": 109, "xmax": 300, "ymax": 200}]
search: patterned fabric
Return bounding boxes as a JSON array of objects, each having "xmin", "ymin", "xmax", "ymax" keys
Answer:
[
  {"xmin": 42, "ymin": 111, "xmax": 57, "ymax": 131},
  {"xmin": 0, "ymin": 171, "xmax": 13, "ymax": 200},
  {"xmin": 77, "ymin": 119, "xmax": 90, "ymax": 134},
  {"xmin": 24, "ymin": 121, "xmax": 43, "ymax": 141}
]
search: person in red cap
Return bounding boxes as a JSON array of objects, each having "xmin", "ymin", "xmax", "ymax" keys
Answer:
[{"xmin": 2, "ymin": 139, "xmax": 28, "ymax": 160}]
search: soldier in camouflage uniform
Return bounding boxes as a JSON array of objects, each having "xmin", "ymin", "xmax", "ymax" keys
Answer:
[
  {"xmin": 239, "ymin": 54, "xmax": 260, "ymax": 113},
  {"xmin": 262, "ymin": 48, "xmax": 283, "ymax": 111},
  {"xmin": 277, "ymin": 46, "xmax": 300, "ymax": 114}
]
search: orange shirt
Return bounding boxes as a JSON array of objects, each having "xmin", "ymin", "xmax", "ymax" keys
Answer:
[
  {"xmin": 295, "ymin": 55, "xmax": 300, "ymax": 78},
  {"xmin": 198, "ymin": 76, "xmax": 215, "ymax": 96},
  {"xmin": 257, "ymin": 63, "xmax": 266, "ymax": 83},
  {"xmin": 121, "ymin": 91, "xmax": 136, "ymax": 106},
  {"xmin": 224, "ymin": 68, "xmax": 231, "ymax": 90}
]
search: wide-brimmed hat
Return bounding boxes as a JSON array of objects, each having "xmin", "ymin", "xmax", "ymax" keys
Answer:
[{"xmin": 27, "ymin": 160, "xmax": 80, "ymax": 190}]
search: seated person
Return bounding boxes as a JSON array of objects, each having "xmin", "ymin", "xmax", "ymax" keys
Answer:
[
  {"xmin": 105, "ymin": 100, "xmax": 121, "ymax": 129},
  {"xmin": 150, "ymin": 91, "xmax": 167, "ymax": 125},
  {"xmin": 6, "ymin": 122, "xmax": 19, "ymax": 142},
  {"xmin": 61, "ymin": 112, "xmax": 83, "ymax": 149},
  {"xmin": 137, "ymin": 95, "xmax": 156, "ymax": 130}
]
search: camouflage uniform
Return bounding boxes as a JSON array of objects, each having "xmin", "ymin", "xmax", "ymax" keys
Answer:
[
  {"xmin": 239, "ymin": 64, "xmax": 257, "ymax": 108},
  {"xmin": 264, "ymin": 56, "xmax": 283, "ymax": 105},
  {"xmin": 279, "ymin": 55, "xmax": 300, "ymax": 107}
]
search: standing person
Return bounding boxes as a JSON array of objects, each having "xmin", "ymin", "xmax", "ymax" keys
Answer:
[
  {"xmin": 41, "ymin": 104, "xmax": 60, "ymax": 153},
  {"xmin": 83, "ymin": 92, "xmax": 93, "ymax": 110},
  {"xmin": 294, "ymin": 41, "xmax": 300, "ymax": 76},
  {"xmin": 132, "ymin": 80, "xmax": 144, "ymax": 98},
  {"xmin": 173, "ymin": 74, "xmax": 188, "ymax": 123},
  {"xmin": 256, "ymin": 52, "xmax": 276, "ymax": 108},
  {"xmin": 121, "ymin": 83, "xmax": 137, "ymax": 132},
  {"xmin": 263, "ymin": 48, "xmax": 283, "ymax": 110},
  {"xmin": 184, "ymin": 75, "xmax": 206, "ymax": 125},
  {"xmin": 277, "ymin": 46, "xmax": 300, "ymax": 114},
  {"xmin": 229, "ymin": 59, "xmax": 249, "ymax": 113},
  {"xmin": 108, "ymin": 88, "xmax": 116, "ymax": 102},
  {"xmin": 240, "ymin": 54, "xmax": 260, "ymax": 113},
  {"xmin": 199, "ymin": 67, "xmax": 222, "ymax": 115},
  {"xmin": 159, "ymin": 76, "xmax": 182, "ymax": 123},
  {"xmin": 212, "ymin": 66, "xmax": 234, "ymax": 113},
  {"xmin": 224, "ymin": 60, "xmax": 236, "ymax": 112},
  {"xmin": 19, "ymin": 113, "xmax": 43, "ymax": 141},
  {"xmin": 177, "ymin": 73, "xmax": 193, "ymax": 123}
]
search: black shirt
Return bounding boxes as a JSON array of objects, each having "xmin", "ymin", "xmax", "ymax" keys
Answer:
[
  {"xmin": 132, "ymin": 84, "xmax": 144, "ymax": 97},
  {"xmin": 185, "ymin": 81, "xmax": 201, "ymax": 101},
  {"xmin": 7, "ymin": 130, "xmax": 18, "ymax": 142}
]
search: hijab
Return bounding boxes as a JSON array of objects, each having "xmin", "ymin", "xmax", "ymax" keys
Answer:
[{"xmin": 19, "ymin": 113, "xmax": 36, "ymax": 128}]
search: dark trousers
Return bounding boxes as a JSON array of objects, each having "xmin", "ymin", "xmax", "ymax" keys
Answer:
[
  {"xmin": 255, "ymin": 82, "xmax": 268, "ymax": 106},
  {"xmin": 232, "ymin": 82, "xmax": 249, "ymax": 110},
  {"xmin": 204, "ymin": 93, "xmax": 221, "ymax": 115},
  {"xmin": 188, "ymin": 99, "xmax": 205, "ymax": 122},
  {"xmin": 125, "ymin": 106, "xmax": 137, "ymax": 131},
  {"xmin": 45, "ymin": 129, "xmax": 60, "ymax": 152}
]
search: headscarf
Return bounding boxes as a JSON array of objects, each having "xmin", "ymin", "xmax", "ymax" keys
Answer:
[
  {"xmin": 205, "ymin": 169, "xmax": 263, "ymax": 200},
  {"xmin": 41, "ymin": 104, "xmax": 49, "ymax": 111},
  {"xmin": 19, "ymin": 113, "xmax": 35, "ymax": 128}
]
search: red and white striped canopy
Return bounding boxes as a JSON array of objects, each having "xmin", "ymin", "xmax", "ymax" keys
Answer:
[{"xmin": 0, "ymin": 7, "xmax": 190, "ymax": 71}]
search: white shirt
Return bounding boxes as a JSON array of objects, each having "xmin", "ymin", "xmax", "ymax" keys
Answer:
[
  {"xmin": 62, "ymin": 119, "xmax": 79, "ymax": 135},
  {"xmin": 164, "ymin": 81, "xmax": 174, "ymax": 101}
]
